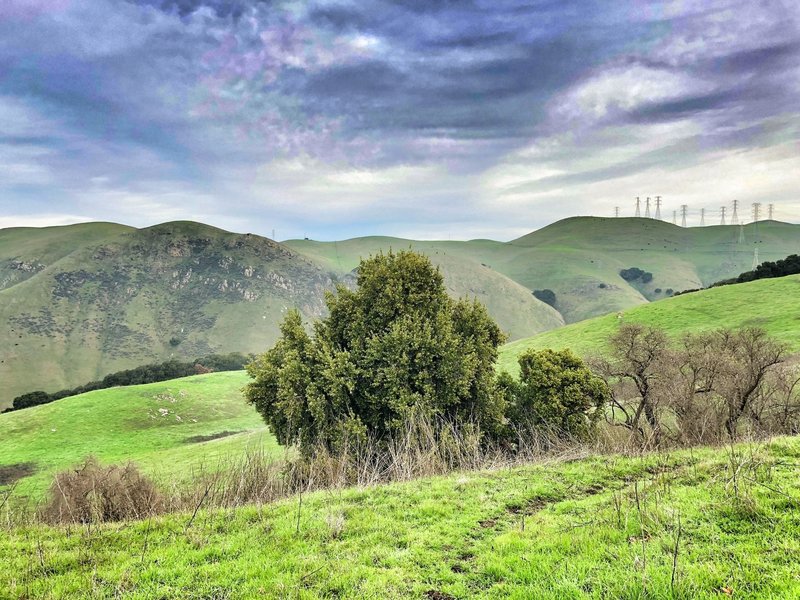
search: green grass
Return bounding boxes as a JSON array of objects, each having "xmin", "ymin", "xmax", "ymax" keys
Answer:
[
  {"xmin": 2, "ymin": 438, "xmax": 799, "ymax": 598},
  {"xmin": 498, "ymin": 274, "xmax": 800, "ymax": 374},
  {"xmin": 0, "ymin": 371, "xmax": 279, "ymax": 501}
]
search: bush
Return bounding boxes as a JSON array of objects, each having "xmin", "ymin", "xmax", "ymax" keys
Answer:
[
  {"xmin": 246, "ymin": 251, "xmax": 507, "ymax": 456},
  {"xmin": 620, "ymin": 267, "xmax": 653, "ymax": 284},
  {"xmin": 533, "ymin": 289, "xmax": 557, "ymax": 307},
  {"xmin": 42, "ymin": 457, "xmax": 163, "ymax": 524},
  {"xmin": 500, "ymin": 349, "xmax": 609, "ymax": 440}
]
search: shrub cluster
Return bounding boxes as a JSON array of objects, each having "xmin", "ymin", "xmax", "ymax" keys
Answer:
[
  {"xmin": 532, "ymin": 288, "xmax": 557, "ymax": 307},
  {"xmin": 619, "ymin": 267, "xmax": 653, "ymax": 283},
  {"xmin": 246, "ymin": 251, "xmax": 606, "ymax": 457}
]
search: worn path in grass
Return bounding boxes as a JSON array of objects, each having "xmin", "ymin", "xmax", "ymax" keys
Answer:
[
  {"xmin": 2, "ymin": 438, "xmax": 799, "ymax": 598},
  {"xmin": 0, "ymin": 371, "xmax": 278, "ymax": 501}
]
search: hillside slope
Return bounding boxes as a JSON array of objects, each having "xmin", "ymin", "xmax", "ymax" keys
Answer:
[
  {"xmin": 498, "ymin": 274, "xmax": 800, "ymax": 373},
  {"xmin": 3, "ymin": 437, "xmax": 799, "ymax": 598},
  {"xmin": 0, "ymin": 371, "xmax": 276, "ymax": 499},
  {"xmin": 288, "ymin": 217, "xmax": 800, "ymax": 324},
  {"xmin": 0, "ymin": 222, "xmax": 335, "ymax": 407}
]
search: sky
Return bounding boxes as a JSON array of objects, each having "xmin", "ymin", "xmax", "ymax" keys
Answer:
[{"xmin": 0, "ymin": 0, "xmax": 799, "ymax": 240}]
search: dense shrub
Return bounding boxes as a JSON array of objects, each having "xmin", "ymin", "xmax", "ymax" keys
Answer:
[
  {"xmin": 499, "ymin": 349, "xmax": 609, "ymax": 439},
  {"xmin": 42, "ymin": 457, "xmax": 162, "ymax": 524},
  {"xmin": 245, "ymin": 251, "xmax": 507, "ymax": 456},
  {"xmin": 619, "ymin": 267, "xmax": 653, "ymax": 283},
  {"xmin": 532, "ymin": 289, "xmax": 557, "ymax": 307}
]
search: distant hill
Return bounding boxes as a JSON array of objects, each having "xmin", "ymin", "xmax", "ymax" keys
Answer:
[
  {"xmin": 0, "ymin": 221, "xmax": 335, "ymax": 407},
  {"xmin": 498, "ymin": 274, "xmax": 800, "ymax": 374},
  {"xmin": 287, "ymin": 217, "xmax": 800, "ymax": 324},
  {"xmin": 3, "ymin": 216, "xmax": 800, "ymax": 408}
]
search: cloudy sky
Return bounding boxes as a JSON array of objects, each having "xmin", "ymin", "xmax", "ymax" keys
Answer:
[{"xmin": 1, "ymin": 0, "xmax": 798, "ymax": 240}]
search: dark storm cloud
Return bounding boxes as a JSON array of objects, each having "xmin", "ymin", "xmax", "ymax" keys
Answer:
[{"xmin": 1, "ymin": 0, "xmax": 799, "ymax": 237}]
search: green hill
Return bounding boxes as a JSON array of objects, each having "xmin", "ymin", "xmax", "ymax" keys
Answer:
[
  {"xmin": 4, "ymin": 217, "xmax": 800, "ymax": 408},
  {"xmin": 498, "ymin": 274, "xmax": 800, "ymax": 374},
  {"xmin": 0, "ymin": 371, "xmax": 277, "ymax": 500},
  {"xmin": 0, "ymin": 221, "xmax": 336, "ymax": 408},
  {"xmin": 3, "ymin": 437, "xmax": 799, "ymax": 598},
  {"xmin": 288, "ymin": 217, "xmax": 800, "ymax": 326}
]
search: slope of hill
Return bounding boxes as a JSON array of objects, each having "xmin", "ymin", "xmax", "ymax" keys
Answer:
[
  {"xmin": 0, "ymin": 371, "xmax": 276, "ymax": 500},
  {"xmin": 288, "ymin": 218, "xmax": 800, "ymax": 326},
  {"xmin": 3, "ymin": 437, "xmax": 799, "ymax": 598},
  {"xmin": 0, "ymin": 221, "xmax": 336, "ymax": 407},
  {"xmin": 498, "ymin": 274, "xmax": 800, "ymax": 374},
  {"xmin": 4, "ymin": 217, "xmax": 800, "ymax": 408}
]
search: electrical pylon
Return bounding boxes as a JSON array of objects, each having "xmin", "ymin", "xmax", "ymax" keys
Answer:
[
  {"xmin": 680, "ymin": 205, "xmax": 688, "ymax": 227},
  {"xmin": 732, "ymin": 199, "xmax": 739, "ymax": 225},
  {"xmin": 655, "ymin": 196, "xmax": 662, "ymax": 220},
  {"xmin": 645, "ymin": 197, "xmax": 651, "ymax": 218},
  {"xmin": 700, "ymin": 208, "xmax": 705, "ymax": 226},
  {"xmin": 720, "ymin": 206, "xmax": 726, "ymax": 225},
  {"xmin": 635, "ymin": 197, "xmax": 641, "ymax": 218}
]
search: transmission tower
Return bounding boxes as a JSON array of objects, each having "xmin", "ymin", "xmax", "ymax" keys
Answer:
[
  {"xmin": 635, "ymin": 197, "xmax": 641, "ymax": 218},
  {"xmin": 752, "ymin": 202, "xmax": 761, "ymax": 223},
  {"xmin": 720, "ymin": 206, "xmax": 726, "ymax": 225},
  {"xmin": 680, "ymin": 205, "xmax": 688, "ymax": 227},
  {"xmin": 655, "ymin": 196, "xmax": 662, "ymax": 220},
  {"xmin": 768, "ymin": 203, "xmax": 774, "ymax": 220},
  {"xmin": 614, "ymin": 206, "xmax": 620, "ymax": 218},
  {"xmin": 731, "ymin": 199, "xmax": 739, "ymax": 225},
  {"xmin": 752, "ymin": 247, "xmax": 760, "ymax": 270},
  {"xmin": 738, "ymin": 223, "xmax": 745, "ymax": 244},
  {"xmin": 700, "ymin": 208, "xmax": 705, "ymax": 226},
  {"xmin": 672, "ymin": 210, "xmax": 677, "ymax": 225},
  {"xmin": 645, "ymin": 197, "xmax": 651, "ymax": 218}
]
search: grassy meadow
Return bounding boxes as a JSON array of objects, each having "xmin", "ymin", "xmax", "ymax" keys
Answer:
[
  {"xmin": 498, "ymin": 274, "xmax": 800, "ymax": 374},
  {"xmin": 2, "ymin": 437, "xmax": 799, "ymax": 598},
  {"xmin": 0, "ymin": 371, "xmax": 279, "ymax": 502}
]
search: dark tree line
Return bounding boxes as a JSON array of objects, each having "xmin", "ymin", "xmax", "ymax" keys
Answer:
[
  {"xmin": 4, "ymin": 352, "xmax": 252, "ymax": 413},
  {"xmin": 677, "ymin": 253, "xmax": 800, "ymax": 296}
]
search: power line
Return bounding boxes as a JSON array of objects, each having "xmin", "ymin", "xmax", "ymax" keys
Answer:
[
  {"xmin": 672, "ymin": 210, "xmax": 677, "ymax": 225},
  {"xmin": 752, "ymin": 202, "xmax": 761, "ymax": 223},
  {"xmin": 614, "ymin": 206, "xmax": 620, "ymax": 218},
  {"xmin": 700, "ymin": 208, "xmax": 705, "ymax": 226},
  {"xmin": 655, "ymin": 196, "xmax": 662, "ymax": 220},
  {"xmin": 680, "ymin": 205, "xmax": 688, "ymax": 227},
  {"xmin": 720, "ymin": 206, "xmax": 726, "ymax": 225},
  {"xmin": 645, "ymin": 197, "xmax": 651, "ymax": 219},
  {"xmin": 752, "ymin": 247, "xmax": 760, "ymax": 270},
  {"xmin": 635, "ymin": 197, "xmax": 641, "ymax": 218},
  {"xmin": 768, "ymin": 203, "xmax": 774, "ymax": 220},
  {"xmin": 732, "ymin": 199, "xmax": 739, "ymax": 225}
]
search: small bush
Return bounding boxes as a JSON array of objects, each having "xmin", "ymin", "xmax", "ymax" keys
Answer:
[
  {"xmin": 598, "ymin": 283, "xmax": 607, "ymax": 289},
  {"xmin": 654, "ymin": 288, "xmax": 662, "ymax": 294},
  {"xmin": 42, "ymin": 457, "xmax": 163, "ymax": 524},
  {"xmin": 620, "ymin": 267, "xmax": 653, "ymax": 284}
]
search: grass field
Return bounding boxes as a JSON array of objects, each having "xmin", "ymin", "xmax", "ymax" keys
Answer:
[
  {"xmin": 2, "ymin": 437, "xmax": 799, "ymax": 598},
  {"xmin": 498, "ymin": 274, "xmax": 800, "ymax": 374},
  {"xmin": 0, "ymin": 371, "xmax": 279, "ymax": 501}
]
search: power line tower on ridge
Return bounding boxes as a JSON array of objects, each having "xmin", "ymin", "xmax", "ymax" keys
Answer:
[
  {"xmin": 672, "ymin": 210, "xmax": 677, "ymax": 225},
  {"xmin": 680, "ymin": 205, "xmax": 688, "ymax": 227},
  {"xmin": 732, "ymin": 199, "xmax": 739, "ymax": 225},
  {"xmin": 645, "ymin": 197, "xmax": 651, "ymax": 218},
  {"xmin": 614, "ymin": 206, "xmax": 620, "ymax": 218},
  {"xmin": 768, "ymin": 203, "xmax": 774, "ymax": 220},
  {"xmin": 720, "ymin": 206, "xmax": 726, "ymax": 225},
  {"xmin": 635, "ymin": 197, "xmax": 641, "ymax": 218},
  {"xmin": 655, "ymin": 196, "xmax": 662, "ymax": 220},
  {"xmin": 752, "ymin": 202, "xmax": 761, "ymax": 223},
  {"xmin": 700, "ymin": 208, "xmax": 705, "ymax": 226}
]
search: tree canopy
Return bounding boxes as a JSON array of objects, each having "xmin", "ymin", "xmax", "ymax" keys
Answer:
[{"xmin": 245, "ymin": 250, "xmax": 507, "ymax": 455}]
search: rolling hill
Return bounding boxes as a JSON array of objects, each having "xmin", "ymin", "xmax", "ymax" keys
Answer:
[
  {"xmin": 498, "ymin": 274, "xmax": 800, "ymax": 374},
  {"xmin": 4, "ymin": 216, "xmax": 800, "ymax": 408},
  {"xmin": 0, "ymin": 371, "xmax": 277, "ymax": 500}
]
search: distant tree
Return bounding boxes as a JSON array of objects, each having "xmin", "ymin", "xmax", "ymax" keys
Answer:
[
  {"xmin": 501, "ymin": 349, "xmax": 609, "ymax": 439},
  {"xmin": 532, "ymin": 289, "xmax": 557, "ymax": 307},
  {"xmin": 245, "ymin": 251, "xmax": 507, "ymax": 456}
]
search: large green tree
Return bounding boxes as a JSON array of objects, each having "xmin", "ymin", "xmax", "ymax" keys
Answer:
[{"xmin": 245, "ymin": 250, "xmax": 507, "ymax": 455}]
